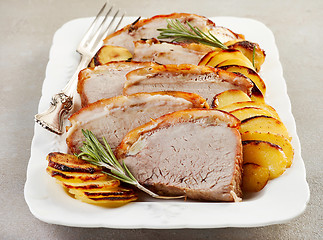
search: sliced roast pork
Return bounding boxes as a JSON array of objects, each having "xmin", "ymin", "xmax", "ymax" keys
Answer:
[
  {"xmin": 124, "ymin": 64, "xmax": 253, "ymax": 105},
  {"xmin": 66, "ymin": 92, "xmax": 208, "ymax": 154},
  {"xmin": 132, "ymin": 39, "xmax": 214, "ymax": 65},
  {"xmin": 104, "ymin": 13, "xmax": 244, "ymax": 54},
  {"xmin": 116, "ymin": 109, "xmax": 243, "ymax": 202},
  {"xmin": 77, "ymin": 61, "xmax": 157, "ymax": 107}
]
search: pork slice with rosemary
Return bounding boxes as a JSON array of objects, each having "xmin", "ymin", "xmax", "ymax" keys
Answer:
[
  {"xmin": 115, "ymin": 109, "xmax": 243, "ymax": 202},
  {"xmin": 132, "ymin": 38, "xmax": 214, "ymax": 65},
  {"xmin": 103, "ymin": 13, "xmax": 243, "ymax": 53}
]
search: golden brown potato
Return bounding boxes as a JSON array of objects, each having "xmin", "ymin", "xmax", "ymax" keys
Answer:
[
  {"xmin": 198, "ymin": 49, "xmax": 255, "ymax": 70},
  {"xmin": 220, "ymin": 65, "xmax": 266, "ymax": 95},
  {"xmin": 242, "ymin": 131, "xmax": 294, "ymax": 168},
  {"xmin": 250, "ymin": 84, "xmax": 265, "ymax": 103},
  {"xmin": 47, "ymin": 152, "xmax": 102, "ymax": 173},
  {"xmin": 69, "ymin": 187, "xmax": 137, "ymax": 207},
  {"xmin": 242, "ymin": 140, "xmax": 287, "ymax": 179},
  {"xmin": 224, "ymin": 39, "xmax": 241, "ymax": 46},
  {"xmin": 216, "ymin": 58, "xmax": 254, "ymax": 69},
  {"xmin": 218, "ymin": 101, "xmax": 280, "ymax": 120},
  {"xmin": 198, "ymin": 49, "xmax": 221, "ymax": 66},
  {"xmin": 229, "ymin": 107, "xmax": 274, "ymax": 121},
  {"xmin": 89, "ymin": 45, "xmax": 132, "ymax": 67},
  {"xmin": 227, "ymin": 41, "xmax": 266, "ymax": 72},
  {"xmin": 212, "ymin": 90, "xmax": 251, "ymax": 108},
  {"xmin": 240, "ymin": 116, "xmax": 291, "ymax": 141},
  {"xmin": 58, "ymin": 178, "xmax": 120, "ymax": 190},
  {"xmin": 242, "ymin": 163, "xmax": 269, "ymax": 192},
  {"xmin": 46, "ymin": 166, "xmax": 107, "ymax": 183}
]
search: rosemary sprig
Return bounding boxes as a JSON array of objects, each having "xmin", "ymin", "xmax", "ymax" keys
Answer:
[
  {"xmin": 157, "ymin": 19, "xmax": 228, "ymax": 49},
  {"xmin": 252, "ymin": 45, "xmax": 256, "ymax": 68},
  {"xmin": 76, "ymin": 129, "xmax": 184, "ymax": 199}
]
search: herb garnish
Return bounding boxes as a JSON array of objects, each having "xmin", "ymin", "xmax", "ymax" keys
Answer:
[
  {"xmin": 252, "ymin": 45, "xmax": 256, "ymax": 68},
  {"xmin": 157, "ymin": 19, "xmax": 228, "ymax": 50},
  {"xmin": 76, "ymin": 129, "xmax": 184, "ymax": 199}
]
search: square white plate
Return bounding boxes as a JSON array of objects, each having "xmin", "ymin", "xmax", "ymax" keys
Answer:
[{"xmin": 25, "ymin": 16, "xmax": 310, "ymax": 228}]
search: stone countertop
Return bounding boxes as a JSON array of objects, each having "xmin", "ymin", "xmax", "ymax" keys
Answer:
[{"xmin": 1, "ymin": 0, "xmax": 322, "ymax": 239}]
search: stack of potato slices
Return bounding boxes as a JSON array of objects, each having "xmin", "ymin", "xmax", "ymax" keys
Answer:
[
  {"xmin": 198, "ymin": 38, "xmax": 293, "ymax": 193},
  {"xmin": 217, "ymin": 98, "xmax": 293, "ymax": 192},
  {"xmin": 46, "ymin": 152, "xmax": 137, "ymax": 206}
]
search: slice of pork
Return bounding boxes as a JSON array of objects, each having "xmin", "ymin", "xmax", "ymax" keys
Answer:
[
  {"xmin": 116, "ymin": 109, "xmax": 243, "ymax": 202},
  {"xmin": 104, "ymin": 13, "xmax": 244, "ymax": 54},
  {"xmin": 132, "ymin": 39, "xmax": 213, "ymax": 65},
  {"xmin": 66, "ymin": 92, "xmax": 208, "ymax": 154},
  {"xmin": 124, "ymin": 64, "xmax": 253, "ymax": 105},
  {"xmin": 77, "ymin": 61, "xmax": 157, "ymax": 107}
]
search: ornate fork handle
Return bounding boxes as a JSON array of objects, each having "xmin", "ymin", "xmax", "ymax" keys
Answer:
[
  {"xmin": 35, "ymin": 2, "xmax": 125, "ymax": 134},
  {"xmin": 35, "ymin": 57, "xmax": 90, "ymax": 134}
]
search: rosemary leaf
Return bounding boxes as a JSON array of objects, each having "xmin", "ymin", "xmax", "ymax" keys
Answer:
[
  {"xmin": 157, "ymin": 19, "xmax": 228, "ymax": 50},
  {"xmin": 122, "ymin": 160, "xmax": 137, "ymax": 182},
  {"xmin": 76, "ymin": 129, "xmax": 185, "ymax": 200}
]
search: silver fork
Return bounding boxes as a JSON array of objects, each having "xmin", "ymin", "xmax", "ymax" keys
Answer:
[{"xmin": 35, "ymin": 1, "xmax": 125, "ymax": 135}]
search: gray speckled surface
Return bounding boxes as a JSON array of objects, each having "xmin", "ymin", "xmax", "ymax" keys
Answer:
[{"xmin": 1, "ymin": 0, "xmax": 322, "ymax": 239}]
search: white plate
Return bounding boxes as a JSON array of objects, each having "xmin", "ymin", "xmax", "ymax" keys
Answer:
[{"xmin": 25, "ymin": 16, "xmax": 310, "ymax": 228}]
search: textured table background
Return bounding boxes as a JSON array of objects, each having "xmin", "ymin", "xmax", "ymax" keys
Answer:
[{"xmin": 1, "ymin": 0, "xmax": 322, "ymax": 239}]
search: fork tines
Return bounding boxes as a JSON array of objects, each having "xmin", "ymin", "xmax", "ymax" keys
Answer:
[{"xmin": 79, "ymin": 1, "xmax": 125, "ymax": 54}]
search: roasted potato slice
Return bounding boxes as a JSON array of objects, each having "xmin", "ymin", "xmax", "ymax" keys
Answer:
[
  {"xmin": 224, "ymin": 39, "xmax": 242, "ymax": 46},
  {"xmin": 47, "ymin": 152, "xmax": 102, "ymax": 173},
  {"xmin": 220, "ymin": 65, "xmax": 266, "ymax": 95},
  {"xmin": 227, "ymin": 41, "xmax": 266, "ymax": 72},
  {"xmin": 242, "ymin": 140, "xmax": 287, "ymax": 179},
  {"xmin": 229, "ymin": 107, "xmax": 274, "ymax": 121},
  {"xmin": 198, "ymin": 50, "xmax": 221, "ymax": 66},
  {"xmin": 218, "ymin": 101, "xmax": 280, "ymax": 120},
  {"xmin": 240, "ymin": 116, "xmax": 291, "ymax": 140},
  {"xmin": 58, "ymin": 178, "xmax": 120, "ymax": 190},
  {"xmin": 242, "ymin": 131, "xmax": 294, "ymax": 167},
  {"xmin": 242, "ymin": 163, "xmax": 269, "ymax": 192},
  {"xmin": 250, "ymin": 84, "xmax": 265, "ymax": 103},
  {"xmin": 220, "ymin": 65, "xmax": 265, "ymax": 102},
  {"xmin": 212, "ymin": 90, "xmax": 251, "ymax": 108},
  {"xmin": 69, "ymin": 187, "xmax": 137, "ymax": 206},
  {"xmin": 89, "ymin": 45, "xmax": 133, "ymax": 67},
  {"xmin": 216, "ymin": 58, "xmax": 254, "ymax": 69},
  {"xmin": 46, "ymin": 166, "xmax": 107, "ymax": 183},
  {"xmin": 199, "ymin": 49, "xmax": 255, "ymax": 71}
]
